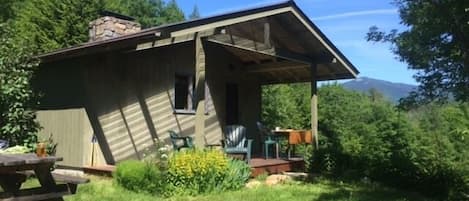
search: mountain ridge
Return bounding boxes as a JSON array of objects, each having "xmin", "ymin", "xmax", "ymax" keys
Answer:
[{"xmin": 342, "ymin": 77, "xmax": 417, "ymax": 103}]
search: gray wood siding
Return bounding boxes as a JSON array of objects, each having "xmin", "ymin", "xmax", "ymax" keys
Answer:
[
  {"xmin": 83, "ymin": 43, "xmax": 221, "ymax": 163},
  {"xmin": 36, "ymin": 41, "xmax": 263, "ymax": 166},
  {"xmin": 36, "ymin": 108, "xmax": 105, "ymax": 167}
]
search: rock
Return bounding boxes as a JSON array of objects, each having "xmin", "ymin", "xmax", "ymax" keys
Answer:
[
  {"xmin": 265, "ymin": 174, "xmax": 292, "ymax": 186},
  {"xmin": 114, "ymin": 22, "xmax": 127, "ymax": 30},
  {"xmin": 283, "ymin": 172, "xmax": 309, "ymax": 180},
  {"xmin": 245, "ymin": 180, "xmax": 262, "ymax": 188}
]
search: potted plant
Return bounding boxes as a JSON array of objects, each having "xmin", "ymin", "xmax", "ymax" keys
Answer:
[{"xmin": 36, "ymin": 134, "xmax": 58, "ymax": 157}]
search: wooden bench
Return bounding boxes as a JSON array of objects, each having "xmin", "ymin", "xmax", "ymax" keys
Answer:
[
  {"xmin": 0, "ymin": 154, "xmax": 91, "ymax": 200},
  {"xmin": 52, "ymin": 173, "xmax": 90, "ymax": 194},
  {"xmin": 0, "ymin": 171, "xmax": 89, "ymax": 200}
]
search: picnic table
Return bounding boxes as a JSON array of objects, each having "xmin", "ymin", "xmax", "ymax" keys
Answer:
[
  {"xmin": 0, "ymin": 153, "xmax": 88, "ymax": 201},
  {"xmin": 271, "ymin": 129, "xmax": 313, "ymax": 159}
]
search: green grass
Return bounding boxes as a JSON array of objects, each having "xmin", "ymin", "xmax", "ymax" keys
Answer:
[{"xmin": 65, "ymin": 177, "xmax": 433, "ymax": 201}]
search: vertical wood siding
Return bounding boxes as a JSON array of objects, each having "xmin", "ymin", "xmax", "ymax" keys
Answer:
[{"xmin": 37, "ymin": 42, "xmax": 263, "ymax": 166}]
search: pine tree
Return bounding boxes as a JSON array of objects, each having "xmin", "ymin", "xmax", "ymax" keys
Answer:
[
  {"xmin": 13, "ymin": 0, "xmax": 105, "ymax": 53},
  {"xmin": 189, "ymin": 5, "xmax": 201, "ymax": 20},
  {"xmin": 105, "ymin": 0, "xmax": 185, "ymax": 28}
]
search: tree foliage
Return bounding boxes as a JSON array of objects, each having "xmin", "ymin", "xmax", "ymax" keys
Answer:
[
  {"xmin": 13, "ymin": 0, "xmax": 105, "ymax": 53},
  {"xmin": 261, "ymin": 84, "xmax": 310, "ymax": 129},
  {"xmin": 189, "ymin": 5, "xmax": 201, "ymax": 20},
  {"xmin": 314, "ymin": 84, "xmax": 469, "ymax": 200},
  {"xmin": 0, "ymin": 0, "xmax": 23, "ymax": 23},
  {"xmin": 0, "ymin": 24, "xmax": 40, "ymax": 147},
  {"xmin": 367, "ymin": 0, "xmax": 469, "ymax": 102},
  {"xmin": 105, "ymin": 0, "xmax": 185, "ymax": 28},
  {"xmin": 262, "ymin": 83, "xmax": 469, "ymax": 199},
  {"xmin": 12, "ymin": 0, "xmax": 185, "ymax": 54}
]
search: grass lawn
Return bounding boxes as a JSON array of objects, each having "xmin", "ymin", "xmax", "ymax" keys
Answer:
[{"xmin": 62, "ymin": 176, "xmax": 432, "ymax": 201}]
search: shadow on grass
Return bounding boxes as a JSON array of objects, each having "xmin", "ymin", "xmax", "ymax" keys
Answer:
[
  {"xmin": 294, "ymin": 175, "xmax": 432, "ymax": 201},
  {"xmin": 312, "ymin": 179, "xmax": 433, "ymax": 201}
]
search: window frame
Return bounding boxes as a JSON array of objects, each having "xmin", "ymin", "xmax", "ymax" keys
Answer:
[
  {"xmin": 173, "ymin": 73, "xmax": 212, "ymax": 115},
  {"xmin": 174, "ymin": 74, "xmax": 195, "ymax": 114}
]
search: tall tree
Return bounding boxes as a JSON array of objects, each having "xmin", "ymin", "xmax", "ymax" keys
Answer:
[
  {"xmin": 0, "ymin": 24, "xmax": 40, "ymax": 147},
  {"xmin": 189, "ymin": 5, "xmax": 201, "ymax": 20},
  {"xmin": 367, "ymin": 0, "xmax": 469, "ymax": 102},
  {"xmin": 105, "ymin": 0, "xmax": 184, "ymax": 28},
  {"xmin": 13, "ymin": 0, "xmax": 185, "ymax": 53},
  {"xmin": 159, "ymin": 0, "xmax": 185, "ymax": 24},
  {"xmin": 0, "ymin": 0, "xmax": 23, "ymax": 23},
  {"xmin": 13, "ymin": 0, "xmax": 105, "ymax": 53},
  {"xmin": 261, "ymin": 84, "xmax": 310, "ymax": 129}
]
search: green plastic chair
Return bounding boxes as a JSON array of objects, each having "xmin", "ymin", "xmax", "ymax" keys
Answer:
[
  {"xmin": 168, "ymin": 130, "xmax": 194, "ymax": 151},
  {"xmin": 223, "ymin": 125, "xmax": 252, "ymax": 163},
  {"xmin": 256, "ymin": 122, "xmax": 279, "ymax": 159}
]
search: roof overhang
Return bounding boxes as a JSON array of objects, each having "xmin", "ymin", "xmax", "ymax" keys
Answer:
[{"xmin": 38, "ymin": 0, "xmax": 359, "ymax": 82}]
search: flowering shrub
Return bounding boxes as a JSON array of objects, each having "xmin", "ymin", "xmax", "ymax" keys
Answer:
[
  {"xmin": 115, "ymin": 148, "xmax": 251, "ymax": 197},
  {"xmin": 167, "ymin": 149, "xmax": 229, "ymax": 195}
]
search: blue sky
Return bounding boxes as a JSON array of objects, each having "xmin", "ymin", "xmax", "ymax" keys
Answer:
[{"xmin": 177, "ymin": 0, "xmax": 417, "ymax": 85}]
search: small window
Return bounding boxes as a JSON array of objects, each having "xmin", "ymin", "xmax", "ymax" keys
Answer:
[{"xmin": 174, "ymin": 74, "xmax": 194, "ymax": 111}]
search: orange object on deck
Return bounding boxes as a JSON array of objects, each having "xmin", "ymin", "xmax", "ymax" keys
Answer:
[
  {"xmin": 274, "ymin": 130, "xmax": 313, "ymax": 144},
  {"xmin": 288, "ymin": 130, "xmax": 312, "ymax": 144}
]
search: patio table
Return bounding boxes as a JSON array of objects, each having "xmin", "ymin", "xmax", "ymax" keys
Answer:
[
  {"xmin": 272, "ymin": 129, "xmax": 313, "ymax": 159},
  {"xmin": 0, "ymin": 153, "xmax": 70, "ymax": 201}
]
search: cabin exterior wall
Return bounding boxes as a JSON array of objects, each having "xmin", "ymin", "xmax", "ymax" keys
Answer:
[{"xmin": 36, "ymin": 42, "xmax": 262, "ymax": 167}]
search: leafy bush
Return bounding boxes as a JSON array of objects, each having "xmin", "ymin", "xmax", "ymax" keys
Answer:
[
  {"xmin": 314, "ymin": 85, "xmax": 469, "ymax": 200},
  {"xmin": 0, "ymin": 24, "xmax": 40, "ymax": 148},
  {"xmin": 116, "ymin": 149, "xmax": 252, "ymax": 197},
  {"xmin": 114, "ymin": 160, "xmax": 164, "ymax": 194},
  {"xmin": 220, "ymin": 159, "xmax": 251, "ymax": 190},
  {"xmin": 167, "ymin": 149, "xmax": 229, "ymax": 195},
  {"xmin": 262, "ymin": 84, "xmax": 310, "ymax": 129}
]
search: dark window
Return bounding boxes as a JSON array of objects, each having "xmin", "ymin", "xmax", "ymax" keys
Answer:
[
  {"xmin": 226, "ymin": 83, "xmax": 239, "ymax": 124},
  {"xmin": 174, "ymin": 74, "xmax": 194, "ymax": 111}
]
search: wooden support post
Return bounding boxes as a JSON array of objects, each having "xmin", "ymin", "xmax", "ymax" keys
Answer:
[
  {"xmin": 194, "ymin": 33, "xmax": 206, "ymax": 147},
  {"xmin": 310, "ymin": 63, "xmax": 319, "ymax": 149},
  {"xmin": 264, "ymin": 22, "xmax": 271, "ymax": 48}
]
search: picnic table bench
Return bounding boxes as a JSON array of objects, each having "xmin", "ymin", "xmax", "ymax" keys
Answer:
[{"xmin": 0, "ymin": 153, "xmax": 89, "ymax": 201}]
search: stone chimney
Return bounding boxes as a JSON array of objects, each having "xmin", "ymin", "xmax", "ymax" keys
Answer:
[{"xmin": 89, "ymin": 11, "xmax": 141, "ymax": 42}]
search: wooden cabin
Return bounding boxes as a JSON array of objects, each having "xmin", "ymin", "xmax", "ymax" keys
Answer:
[{"xmin": 34, "ymin": 0, "xmax": 359, "ymax": 168}]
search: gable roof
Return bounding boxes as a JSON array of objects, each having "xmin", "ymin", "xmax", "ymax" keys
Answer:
[{"xmin": 38, "ymin": 0, "xmax": 359, "ymax": 79}]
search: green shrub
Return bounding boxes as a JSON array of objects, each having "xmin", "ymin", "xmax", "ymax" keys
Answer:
[
  {"xmin": 167, "ymin": 149, "xmax": 229, "ymax": 195},
  {"xmin": 314, "ymin": 85, "xmax": 469, "ymax": 200},
  {"xmin": 220, "ymin": 159, "xmax": 251, "ymax": 190},
  {"xmin": 115, "ymin": 149, "xmax": 252, "ymax": 197},
  {"xmin": 114, "ymin": 160, "xmax": 164, "ymax": 194},
  {"xmin": 0, "ymin": 24, "xmax": 40, "ymax": 148}
]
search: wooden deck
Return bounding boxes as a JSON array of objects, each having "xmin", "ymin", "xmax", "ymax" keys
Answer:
[
  {"xmin": 83, "ymin": 165, "xmax": 115, "ymax": 177},
  {"xmin": 83, "ymin": 158, "xmax": 304, "ymax": 177},
  {"xmin": 250, "ymin": 157, "xmax": 304, "ymax": 177}
]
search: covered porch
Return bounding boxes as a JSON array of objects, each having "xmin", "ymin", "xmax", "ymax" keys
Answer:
[{"xmin": 188, "ymin": 7, "xmax": 358, "ymax": 153}]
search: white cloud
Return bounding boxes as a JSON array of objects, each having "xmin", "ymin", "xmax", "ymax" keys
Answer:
[{"xmin": 312, "ymin": 9, "xmax": 398, "ymax": 21}]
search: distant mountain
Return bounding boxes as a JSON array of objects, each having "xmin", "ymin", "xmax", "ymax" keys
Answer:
[{"xmin": 342, "ymin": 77, "xmax": 417, "ymax": 103}]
